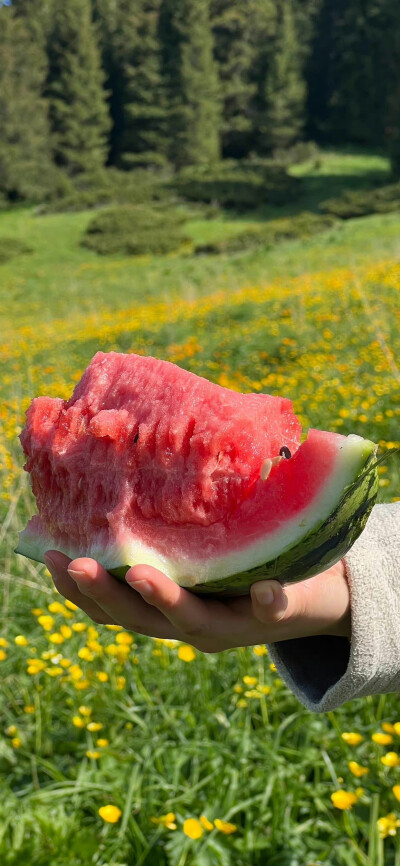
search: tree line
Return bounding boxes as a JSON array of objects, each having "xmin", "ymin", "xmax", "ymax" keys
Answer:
[{"xmin": 1, "ymin": 0, "xmax": 400, "ymax": 202}]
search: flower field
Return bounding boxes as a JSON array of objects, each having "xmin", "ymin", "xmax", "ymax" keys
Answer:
[{"xmin": 1, "ymin": 199, "xmax": 400, "ymax": 866}]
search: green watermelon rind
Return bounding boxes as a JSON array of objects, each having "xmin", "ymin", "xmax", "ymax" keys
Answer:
[{"xmin": 186, "ymin": 449, "xmax": 379, "ymax": 594}]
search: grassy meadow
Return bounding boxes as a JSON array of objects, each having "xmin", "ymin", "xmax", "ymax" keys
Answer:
[{"xmin": 1, "ymin": 150, "xmax": 400, "ymax": 866}]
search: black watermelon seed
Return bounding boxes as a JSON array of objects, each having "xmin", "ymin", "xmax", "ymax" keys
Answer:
[
  {"xmin": 279, "ymin": 446, "xmax": 291, "ymax": 459},
  {"xmin": 133, "ymin": 432, "xmax": 139, "ymax": 444}
]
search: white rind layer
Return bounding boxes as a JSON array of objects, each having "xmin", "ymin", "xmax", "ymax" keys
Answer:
[{"xmin": 16, "ymin": 435, "xmax": 375, "ymax": 587}]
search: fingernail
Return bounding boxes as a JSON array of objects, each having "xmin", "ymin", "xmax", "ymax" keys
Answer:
[
  {"xmin": 253, "ymin": 585, "xmax": 274, "ymax": 605},
  {"xmin": 68, "ymin": 568, "xmax": 88, "ymax": 582},
  {"xmin": 126, "ymin": 578, "xmax": 152, "ymax": 596}
]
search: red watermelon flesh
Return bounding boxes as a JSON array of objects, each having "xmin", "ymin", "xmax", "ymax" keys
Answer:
[{"xmin": 17, "ymin": 351, "xmax": 378, "ymax": 593}]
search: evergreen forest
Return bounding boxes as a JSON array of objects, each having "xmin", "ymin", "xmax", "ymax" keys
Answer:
[{"xmin": 2, "ymin": 0, "xmax": 400, "ymax": 206}]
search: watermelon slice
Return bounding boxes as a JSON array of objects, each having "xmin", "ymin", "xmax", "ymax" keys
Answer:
[{"xmin": 16, "ymin": 351, "xmax": 378, "ymax": 595}]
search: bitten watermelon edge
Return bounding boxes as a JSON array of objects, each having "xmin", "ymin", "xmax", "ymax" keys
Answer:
[{"xmin": 15, "ymin": 352, "xmax": 379, "ymax": 595}]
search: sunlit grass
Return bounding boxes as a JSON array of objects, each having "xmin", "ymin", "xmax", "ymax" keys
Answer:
[{"xmin": 1, "ymin": 155, "xmax": 400, "ymax": 864}]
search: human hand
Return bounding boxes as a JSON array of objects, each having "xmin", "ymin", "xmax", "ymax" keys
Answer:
[{"xmin": 43, "ymin": 552, "xmax": 351, "ymax": 653}]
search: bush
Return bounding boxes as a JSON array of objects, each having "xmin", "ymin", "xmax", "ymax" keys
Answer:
[
  {"xmin": 272, "ymin": 140, "xmax": 320, "ymax": 167},
  {"xmin": 82, "ymin": 205, "xmax": 189, "ymax": 256},
  {"xmin": 321, "ymin": 183, "xmax": 400, "ymax": 219},
  {"xmin": 42, "ymin": 168, "xmax": 169, "ymax": 214},
  {"xmin": 172, "ymin": 160, "xmax": 301, "ymax": 210},
  {"xmin": 194, "ymin": 211, "xmax": 336, "ymax": 255},
  {"xmin": 0, "ymin": 237, "xmax": 33, "ymax": 264}
]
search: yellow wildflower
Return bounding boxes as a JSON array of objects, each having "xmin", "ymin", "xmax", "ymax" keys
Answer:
[
  {"xmin": 24, "ymin": 705, "xmax": 35, "ymax": 714},
  {"xmin": 96, "ymin": 671, "xmax": 109, "ymax": 682},
  {"xmin": 381, "ymin": 752, "xmax": 400, "ymax": 767},
  {"xmin": 75, "ymin": 679, "xmax": 90, "ymax": 690},
  {"xmin": 98, "ymin": 805, "xmax": 122, "ymax": 824},
  {"xmin": 341, "ymin": 732, "xmax": 363, "ymax": 746},
  {"xmin": 331, "ymin": 790, "xmax": 358, "ymax": 810},
  {"xmin": 178, "ymin": 645, "xmax": 196, "ymax": 662},
  {"xmin": 115, "ymin": 632, "xmax": 134, "ymax": 645},
  {"xmin": 382, "ymin": 723, "xmax": 396, "ymax": 734},
  {"xmin": 200, "ymin": 815, "xmax": 214, "ymax": 831},
  {"xmin": 5, "ymin": 725, "xmax": 17, "ymax": 736},
  {"xmin": 72, "ymin": 623, "xmax": 87, "ymax": 633},
  {"xmin": 372, "ymin": 732, "xmax": 393, "ymax": 746},
  {"xmin": 243, "ymin": 676, "xmax": 257, "ymax": 686},
  {"xmin": 0, "ymin": 651, "xmax": 7, "ymax": 662},
  {"xmin": 348, "ymin": 761, "xmax": 369, "ymax": 778},
  {"xmin": 183, "ymin": 819, "xmax": 203, "ymax": 839},
  {"xmin": 86, "ymin": 640, "xmax": 103, "ymax": 653},
  {"xmin": 60, "ymin": 625, "xmax": 72, "ymax": 639},
  {"xmin": 116, "ymin": 676, "xmax": 126, "ymax": 690},
  {"xmin": 78, "ymin": 705, "xmax": 92, "ymax": 717},
  {"xmin": 214, "ymin": 819, "xmax": 237, "ymax": 834},
  {"xmin": 378, "ymin": 813, "xmax": 400, "ymax": 838},
  {"xmin": 86, "ymin": 750, "xmax": 100, "ymax": 760},
  {"xmin": 87, "ymin": 722, "xmax": 103, "ymax": 732},
  {"xmin": 14, "ymin": 635, "xmax": 28, "ymax": 647},
  {"xmin": 151, "ymin": 812, "xmax": 177, "ymax": 830},
  {"xmin": 0, "ymin": 638, "xmax": 9, "ymax": 648},
  {"xmin": 394, "ymin": 723, "xmax": 400, "ymax": 736},
  {"xmin": 72, "ymin": 716, "xmax": 85, "ymax": 729},
  {"xmin": 49, "ymin": 633, "xmax": 65, "ymax": 645},
  {"xmin": 69, "ymin": 665, "xmax": 84, "ymax": 681},
  {"xmin": 12, "ymin": 737, "xmax": 22, "ymax": 749},
  {"xmin": 393, "ymin": 786, "xmax": 400, "ymax": 802},
  {"xmin": 37, "ymin": 615, "xmax": 54, "ymax": 631},
  {"xmin": 253, "ymin": 645, "xmax": 268, "ymax": 656},
  {"xmin": 48, "ymin": 601, "xmax": 68, "ymax": 616},
  {"xmin": 96, "ymin": 739, "xmax": 109, "ymax": 747},
  {"xmin": 64, "ymin": 600, "xmax": 78, "ymax": 611},
  {"xmin": 78, "ymin": 647, "xmax": 94, "ymax": 661}
]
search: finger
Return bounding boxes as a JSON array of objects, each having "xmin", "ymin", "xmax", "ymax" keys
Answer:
[
  {"xmin": 125, "ymin": 564, "xmax": 236, "ymax": 642},
  {"xmin": 44, "ymin": 551, "xmax": 115, "ymax": 624},
  {"xmin": 250, "ymin": 580, "xmax": 291, "ymax": 625},
  {"xmin": 66, "ymin": 556, "xmax": 178, "ymax": 638}
]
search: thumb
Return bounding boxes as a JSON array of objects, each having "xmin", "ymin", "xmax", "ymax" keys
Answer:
[
  {"xmin": 250, "ymin": 563, "xmax": 350, "ymax": 640},
  {"xmin": 250, "ymin": 579, "xmax": 296, "ymax": 625}
]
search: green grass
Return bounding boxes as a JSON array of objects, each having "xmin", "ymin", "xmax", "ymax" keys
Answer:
[{"xmin": 1, "ymin": 149, "xmax": 400, "ymax": 865}]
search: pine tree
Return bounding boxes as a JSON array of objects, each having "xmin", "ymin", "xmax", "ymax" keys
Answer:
[
  {"xmin": 385, "ymin": 1, "xmax": 400, "ymax": 176},
  {"xmin": 159, "ymin": 0, "xmax": 221, "ymax": 168},
  {"xmin": 47, "ymin": 0, "xmax": 111, "ymax": 175},
  {"xmin": 116, "ymin": 0, "xmax": 167, "ymax": 168},
  {"xmin": 210, "ymin": 0, "xmax": 256, "ymax": 158},
  {"xmin": 258, "ymin": 0, "xmax": 306, "ymax": 153},
  {"xmin": 306, "ymin": 0, "xmax": 391, "ymax": 146},
  {"xmin": 0, "ymin": 7, "xmax": 51, "ymax": 201}
]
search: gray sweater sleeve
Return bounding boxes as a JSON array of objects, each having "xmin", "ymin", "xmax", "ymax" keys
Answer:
[{"xmin": 267, "ymin": 503, "xmax": 400, "ymax": 712}]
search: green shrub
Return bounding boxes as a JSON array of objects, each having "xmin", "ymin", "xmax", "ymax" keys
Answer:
[
  {"xmin": 321, "ymin": 183, "xmax": 400, "ymax": 219},
  {"xmin": 272, "ymin": 140, "xmax": 320, "ymax": 167},
  {"xmin": 82, "ymin": 204, "xmax": 189, "ymax": 256},
  {"xmin": 195, "ymin": 211, "xmax": 336, "ymax": 255},
  {"xmin": 172, "ymin": 160, "xmax": 301, "ymax": 210},
  {"xmin": 42, "ymin": 168, "xmax": 169, "ymax": 214},
  {"xmin": 0, "ymin": 237, "xmax": 33, "ymax": 264}
]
